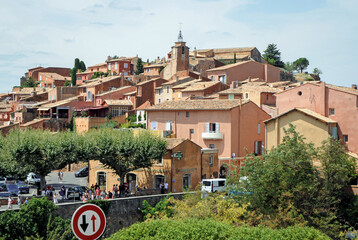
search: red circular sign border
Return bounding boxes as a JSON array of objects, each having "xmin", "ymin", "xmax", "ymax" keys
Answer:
[{"xmin": 71, "ymin": 204, "xmax": 106, "ymax": 240}]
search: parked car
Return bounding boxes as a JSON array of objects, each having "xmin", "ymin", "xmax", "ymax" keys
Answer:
[
  {"xmin": 0, "ymin": 177, "xmax": 5, "ymax": 185},
  {"xmin": 0, "ymin": 184, "xmax": 19, "ymax": 196},
  {"xmin": 67, "ymin": 186, "xmax": 89, "ymax": 199},
  {"xmin": 75, "ymin": 167, "xmax": 89, "ymax": 178},
  {"xmin": 26, "ymin": 173, "xmax": 41, "ymax": 185},
  {"xmin": 201, "ymin": 178, "xmax": 226, "ymax": 193},
  {"xmin": 17, "ymin": 182, "xmax": 30, "ymax": 194}
]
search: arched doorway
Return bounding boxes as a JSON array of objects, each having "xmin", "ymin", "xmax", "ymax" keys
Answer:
[
  {"xmin": 219, "ymin": 164, "xmax": 228, "ymax": 178},
  {"xmin": 182, "ymin": 174, "xmax": 191, "ymax": 190},
  {"xmin": 97, "ymin": 171, "xmax": 107, "ymax": 191},
  {"xmin": 126, "ymin": 173, "xmax": 137, "ymax": 193},
  {"xmin": 154, "ymin": 175, "xmax": 165, "ymax": 189}
]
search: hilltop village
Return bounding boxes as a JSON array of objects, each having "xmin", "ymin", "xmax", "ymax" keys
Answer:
[{"xmin": 1, "ymin": 31, "xmax": 357, "ymax": 192}]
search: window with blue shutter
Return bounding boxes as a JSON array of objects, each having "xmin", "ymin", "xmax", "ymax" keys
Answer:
[{"xmin": 332, "ymin": 127, "xmax": 337, "ymax": 139}]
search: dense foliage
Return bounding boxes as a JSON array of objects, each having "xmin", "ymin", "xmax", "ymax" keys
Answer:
[
  {"xmin": 89, "ymin": 129, "xmax": 167, "ymax": 184},
  {"xmin": 70, "ymin": 58, "xmax": 86, "ymax": 85},
  {"xmin": 22, "ymin": 76, "xmax": 37, "ymax": 88},
  {"xmin": 263, "ymin": 43, "xmax": 284, "ymax": 68},
  {"xmin": 228, "ymin": 125, "xmax": 357, "ymax": 238},
  {"xmin": 135, "ymin": 58, "xmax": 144, "ymax": 75},
  {"xmin": 293, "ymin": 57, "xmax": 309, "ymax": 73},
  {"xmin": 0, "ymin": 198, "xmax": 75, "ymax": 240},
  {"xmin": 107, "ymin": 218, "xmax": 329, "ymax": 240}
]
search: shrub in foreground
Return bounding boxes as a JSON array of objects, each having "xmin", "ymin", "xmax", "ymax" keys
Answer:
[{"xmin": 107, "ymin": 218, "xmax": 329, "ymax": 240}]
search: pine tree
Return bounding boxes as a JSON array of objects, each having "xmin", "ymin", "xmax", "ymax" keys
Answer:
[{"xmin": 135, "ymin": 58, "xmax": 144, "ymax": 75}]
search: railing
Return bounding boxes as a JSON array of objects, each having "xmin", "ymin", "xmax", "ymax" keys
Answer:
[{"xmin": 202, "ymin": 132, "xmax": 223, "ymax": 140}]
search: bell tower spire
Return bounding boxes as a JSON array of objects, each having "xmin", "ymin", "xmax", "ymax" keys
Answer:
[{"xmin": 177, "ymin": 22, "xmax": 183, "ymax": 42}]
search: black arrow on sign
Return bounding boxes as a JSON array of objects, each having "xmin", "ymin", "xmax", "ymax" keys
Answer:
[{"xmin": 80, "ymin": 215, "xmax": 89, "ymax": 232}]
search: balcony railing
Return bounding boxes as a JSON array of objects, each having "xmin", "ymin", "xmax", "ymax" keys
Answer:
[{"xmin": 202, "ymin": 132, "xmax": 223, "ymax": 140}]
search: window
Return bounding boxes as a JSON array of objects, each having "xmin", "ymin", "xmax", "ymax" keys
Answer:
[
  {"xmin": 209, "ymin": 144, "xmax": 215, "ymax": 149},
  {"xmin": 206, "ymin": 123, "xmax": 219, "ymax": 133},
  {"xmin": 158, "ymin": 99, "xmax": 161, "ymax": 103},
  {"xmin": 245, "ymin": 92, "xmax": 249, "ymax": 99},
  {"xmin": 181, "ymin": 46, "xmax": 185, "ymax": 54},
  {"xmin": 111, "ymin": 106, "xmax": 127, "ymax": 117},
  {"xmin": 210, "ymin": 76, "xmax": 215, "ymax": 81},
  {"xmin": 146, "ymin": 68, "xmax": 150, "ymax": 73},
  {"xmin": 40, "ymin": 75, "xmax": 42, "ymax": 80},
  {"xmin": 266, "ymin": 95, "xmax": 269, "ymax": 100},
  {"xmin": 108, "ymin": 63, "xmax": 111, "ymax": 70},
  {"xmin": 137, "ymin": 86, "xmax": 142, "ymax": 96},
  {"xmin": 332, "ymin": 127, "xmax": 338, "ymax": 139},
  {"xmin": 219, "ymin": 75, "xmax": 226, "ymax": 83},
  {"xmin": 167, "ymin": 86, "xmax": 169, "ymax": 93},
  {"xmin": 157, "ymin": 157, "xmax": 163, "ymax": 165},
  {"xmin": 115, "ymin": 62, "xmax": 118, "ymax": 70},
  {"xmin": 228, "ymin": 94, "xmax": 234, "ymax": 100},
  {"xmin": 218, "ymin": 180, "xmax": 225, "ymax": 187},
  {"xmin": 254, "ymin": 141, "xmax": 263, "ymax": 155},
  {"xmin": 258, "ymin": 123, "xmax": 261, "ymax": 134},
  {"xmin": 190, "ymin": 129, "xmax": 194, "ymax": 134},
  {"xmin": 182, "ymin": 174, "xmax": 191, "ymax": 189},
  {"xmin": 166, "ymin": 121, "xmax": 172, "ymax": 131},
  {"xmin": 186, "ymin": 112, "xmax": 190, "ymax": 117},
  {"xmin": 178, "ymin": 92, "xmax": 181, "ymax": 98},
  {"xmin": 209, "ymin": 155, "xmax": 214, "ymax": 167},
  {"xmin": 154, "ymin": 175, "xmax": 165, "ymax": 189},
  {"xmin": 124, "ymin": 63, "xmax": 128, "ymax": 68},
  {"xmin": 178, "ymin": 112, "xmax": 182, "ymax": 116},
  {"xmin": 158, "ymin": 89, "xmax": 162, "ymax": 95},
  {"xmin": 151, "ymin": 121, "xmax": 157, "ymax": 130},
  {"xmin": 298, "ymin": 91, "xmax": 302, "ymax": 96},
  {"xmin": 329, "ymin": 108, "xmax": 335, "ymax": 115},
  {"xmin": 344, "ymin": 135, "xmax": 349, "ymax": 142}
]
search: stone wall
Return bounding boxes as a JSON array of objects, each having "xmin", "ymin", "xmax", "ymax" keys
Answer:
[{"xmin": 52, "ymin": 192, "xmax": 185, "ymax": 237}]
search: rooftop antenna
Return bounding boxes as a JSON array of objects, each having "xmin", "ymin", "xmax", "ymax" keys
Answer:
[{"xmin": 178, "ymin": 22, "xmax": 183, "ymax": 42}]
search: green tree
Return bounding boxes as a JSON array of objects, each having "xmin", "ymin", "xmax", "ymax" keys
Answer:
[
  {"xmin": 91, "ymin": 129, "xmax": 167, "ymax": 184},
  {"xmin": 2, "ymin": 129, "xmax": 84, "ymax": 189},
  {"xmin": 79, "ymin": 60, "xmax": 86, "ymax": 72},
  {"xmin": 22, "ymin": 77, "xmax": 36, "ymax": 88},
  {"xmin": 284, "ymin": 61, "xmax": 296, "ymax": 73},
  {"xmin": 233, "ymin": 53, "xmax": 237, "ymax": 63},
  {"xmin": 263, "ymin": 43, "xmax": 284, "ymax": 68},
  {"xmin": 236, "ymin": 125, "xmax": 319, "ymax": 220},
  {"xmin": 293, "ymin": 58, "xmax": 309, "ymax": 73},
  {"xmin": 64, "ymin": 80, "xmax": 71, "ymax": 87},
  {"xmin": 313, "ymin": 68, "xmax": 322, "ymax": 76},
  {"xmin": 0, "ymin": 198, "xmax": 75, "ymax": 240},
  {"xmin": 135, "ymin": 58, "xmax": 144, "ymax": 75}
]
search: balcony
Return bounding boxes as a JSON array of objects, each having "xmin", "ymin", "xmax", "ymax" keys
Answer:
[{"xmin": 202, "ymin": 132, "xmax": 223, "ymax": 140}]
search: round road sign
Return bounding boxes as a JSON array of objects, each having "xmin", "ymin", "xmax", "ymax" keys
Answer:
[{"xmin": 71, "ymin": 204, "xmax": 106, "ymax": 240}]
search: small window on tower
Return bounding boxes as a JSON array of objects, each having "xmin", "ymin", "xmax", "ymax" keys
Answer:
[{"xmin": 182, "ymin": 46, "xmax": 185, "ymax": 54}]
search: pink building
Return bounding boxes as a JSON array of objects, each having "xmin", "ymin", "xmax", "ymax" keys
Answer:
[
  {"xmin": 146, "ymin": 99, "xmax": 270, "ymax": 161},
  {"xmin": 275, "ymin": 82, "xmax": 358, "ymax": 154},
  {"xmin": 206, "ymin": 60, "xmax": 281, "ymax": 85}
]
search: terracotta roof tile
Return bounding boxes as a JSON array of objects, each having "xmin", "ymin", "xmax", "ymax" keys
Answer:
[
  {"xmin": 39, "ymin": 72, "xmax": 71, "ymax": 81},
  {"xmin": 181, "ymin": 81, "xmax": 220, "ymax": 92},
  {"xmin": 104, "ymin": 99, "xmax": 132, "ymax": 106},
  {"xmin": 146, "ymin": 99, "xmax": 248, "ymax": 111}
]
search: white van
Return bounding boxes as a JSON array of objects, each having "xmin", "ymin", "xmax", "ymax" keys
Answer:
[{"xmin": 201, "ymin": 178, "xmax": 226, "ymax": 193}]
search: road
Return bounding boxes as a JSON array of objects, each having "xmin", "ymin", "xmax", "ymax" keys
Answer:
[{"xmin": 0, "ymin": 171, "xmax": 88, "ymax": 210}]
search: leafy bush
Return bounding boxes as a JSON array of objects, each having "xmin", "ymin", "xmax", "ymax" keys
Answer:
[
  {"xmin": 142, "ymin": 196, "xmax": 175, "ymax": 220},
  {"xmin": 107, "ymin": 218, "xmax": 329, "ymax": 240},
  {"xmin": 0, "ymin": 198, "xmax": 75, "ymax": 240}
]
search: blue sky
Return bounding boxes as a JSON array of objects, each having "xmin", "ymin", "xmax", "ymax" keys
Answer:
[{"xmin": 0, "ymin": 0, "xmax": 357, "ymax": 92}]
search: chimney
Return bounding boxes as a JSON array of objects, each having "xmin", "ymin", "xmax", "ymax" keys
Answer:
[
  {"xmin": 248, "ymin": 76, "xmax": 251, "ymax": 82},
  {"xmin": 100, "ymin": 75, "xmax": 103, "ymax": 79},
  {"xmin": 174, "ymin": 75, "xmax": 179, "ymax": 81},
  {"xmin": 264, "ymin": 64, "xmax": 268, "ymax": 82},
  {"xmin": 352, "ymin": 84, "xmax": 357, "ymax": 90},
  {"xmin": 107, "ymin": 56, "xmax": 111, "ymax": 61},
  {"xmin": 194, "ymin": 47, "xmax": 197, "ymax": 58}
]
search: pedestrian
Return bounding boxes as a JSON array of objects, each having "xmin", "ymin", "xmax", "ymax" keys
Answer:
[
  {"xmin": 115, "ymin": 184, "xmax": 119, "ymax": 197},
  {"xmin": 25, "ymin": 197, "xmax": 29, "ymax": 204},
  {"xmin": 90, "ymin": 184, "xmax": 95, "ymax": 192},
  {"xmin": 112, "ymin": 185, "xmax": 116, "ymax": 199},
  {"xmin": 60, "ymin": 171, "xmax": 63, "ymax": 182},
  {"xmin": 59, "ymin": 185, "xmax": 66, "ymax": 200},
  {"xmin": 18, "ymin": 191, "xmax": 23, "ymax": 208},
  {"xmin": 108, "ymin": 190, "xmax": 112, "ymax": 199},
  {"xmin": 160, "ymin": 182, "xmax": 165, "ymax": 194},
  {"xmin": 95, "ymin": 187, "xmax": 101, "ymax": 200},
  {"xmin": 53, "ymin": 193, "xmax": 58, "ymax": 204},
  {"xmin": 58, "ymin": 170, "xmax": 61, "ymax": 182},
  {"xmin": 164, "ymin": 182, "xmax": 169, "ymax": 193},
  {"xmin": 91, "ymin": 192, "xmax": 95, "ymax": 200},
  {"xmin": 8, "ymin": 196, "xmax": 14, "ymax": 209},
  {"xmin": 95, "ymin": 183, "xmax": 99, "ymax": 190},
  {"xmin": 100, "ymin": 189, "xmax": 106, "ymax": 200}
]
